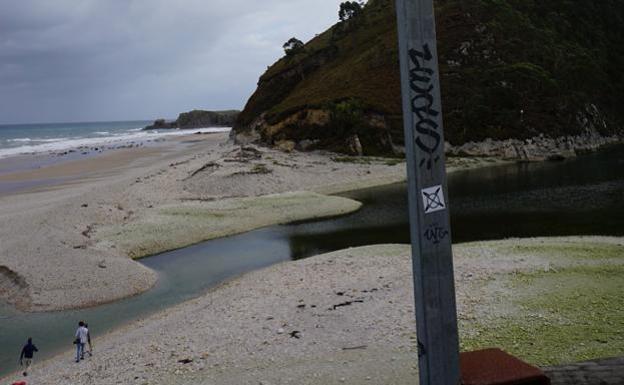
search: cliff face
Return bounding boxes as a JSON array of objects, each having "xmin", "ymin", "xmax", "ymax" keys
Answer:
[
  {"xmin": 177, "ymin": 110, "xmax": 239, "ymax": 129},
  {"xmin": 145, "ymin": 110, "xmax": 239, "ymax": 130},
  {"xmin": 232, "ymin": 0, "xmax": 624, "ymax": 155}
]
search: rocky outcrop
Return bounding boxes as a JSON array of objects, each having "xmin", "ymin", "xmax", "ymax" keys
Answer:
[
  {"xmin": 447, "ymin": 105, "xmax": 622, "ymax": 161},
  {"xmin": 231, "ymin": 0, "xmax": 624, "ymax": 156},
  {"xmin": 145, "ymin": 110, "xmax": 239, "ymax": 131},
  {"xmin": 446, "ymin": 132, "xmax": 622, "ymax": 162},
  {"xmin": 231, "ymin": 108, "xmax": 398, "ymax": 155},
  {"xmin": 144, "ymin": 119, "xmax": 176, "ymax": 130},
  {"xmin": 176, "ymin": 110, "xmax": 239, "ymax": 129},
  {"xmin": 233, "ymin": 105, "xmax": 622, "ymax": 160}
]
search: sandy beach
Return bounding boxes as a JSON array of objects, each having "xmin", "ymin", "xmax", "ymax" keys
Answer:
[
  {"xmin": 0, "ymin": 131, "xmax": 622, "ymax": 383},
  {"xmin": 1, "ymin": 237, "xmax": 621, "ymax": 384},
  {"xmin": 2, "ymin": 0, "xmax": 623, "ymax": 382},
  {"xmin": 0, "ymin": 131, "xmax": 401, "ymax": 311},
  {"xmin": 0, "ymin": 130, "xmax": 507, "ymax": 312}
]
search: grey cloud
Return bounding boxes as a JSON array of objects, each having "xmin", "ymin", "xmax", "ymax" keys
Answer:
[{"xmin": 0, "ymin": 0, "xmax": 344, "ymax": 123}]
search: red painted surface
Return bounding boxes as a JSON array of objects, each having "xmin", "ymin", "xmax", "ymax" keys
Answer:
[{"xmin": 460, "ymin": 348, "xmax": 551, "ymax": 385}]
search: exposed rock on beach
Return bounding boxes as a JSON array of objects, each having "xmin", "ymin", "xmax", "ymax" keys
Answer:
[{"xmin": 446, "ymin": 131, "xmax": 622, "ymax": 162}]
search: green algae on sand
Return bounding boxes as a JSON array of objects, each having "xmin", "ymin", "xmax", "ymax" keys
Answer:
[
  {"xmin": 96, "ymin": 191, "xmax": 363, "ymax": 259},
  {"xmin": 459, "ymin": 239, "xmax": 624, "ymax": 366}
]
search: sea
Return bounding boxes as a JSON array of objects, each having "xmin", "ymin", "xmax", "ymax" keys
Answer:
[{"xmin": 0, "ymin": 120, "xmax": 231, "ymax": 160}]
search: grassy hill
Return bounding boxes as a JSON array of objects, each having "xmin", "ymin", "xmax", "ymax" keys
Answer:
[{"xmin": 233, "ymin": 0, "xmax": 624, "ymax": 154}]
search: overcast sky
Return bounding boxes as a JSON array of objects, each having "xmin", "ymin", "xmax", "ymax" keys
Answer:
[{"xmin": 0, "ymin": 0, "xmax": 345, "ymax": 124}]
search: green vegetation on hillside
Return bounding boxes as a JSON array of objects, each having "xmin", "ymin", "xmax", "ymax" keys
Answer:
[{"xmin": 234, "ymin": 0, "xmax": 624, "ymax": 150}]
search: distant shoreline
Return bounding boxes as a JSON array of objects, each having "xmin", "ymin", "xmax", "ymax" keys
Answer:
[
  {"xmin": 0, "ymin": 128, "xmax": 230, "ymax": 195},
  {"xmin": 0, "ymin": 120, "xmax": 230, "ymax": 161}
]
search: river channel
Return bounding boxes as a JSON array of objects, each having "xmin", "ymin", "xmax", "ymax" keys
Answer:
[{"xmin": 0, "ymin": 145, "xmax": 622, "ymax": 376}]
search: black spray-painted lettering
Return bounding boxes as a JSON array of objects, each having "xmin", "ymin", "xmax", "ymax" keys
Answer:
[
  {"xmin": 408, "ymin": 44, "xmax": 441, "ymax": 170},
  {"xmin": 423, "ymin": 223, "xmax": 449, "ymax": 244}
]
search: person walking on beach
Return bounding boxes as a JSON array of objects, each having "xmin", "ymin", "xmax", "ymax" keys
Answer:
[
  {"xmin": 19, "ymin": 337, "xmax": 38, "ymax": 376},
  {"xmin": 74, "ymin": 321, "xmax": 88, "ymax": 363},
  {"xmin": 85, "ymin": 323, "xmax": 93, "ymax": 356}
]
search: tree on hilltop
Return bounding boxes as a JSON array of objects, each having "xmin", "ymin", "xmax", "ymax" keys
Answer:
[
  {"xmin": 283, "ymin": 37, "xmax": 305, "ymax": 57},
  {"xmin": 339, "ymin": 1, "xmax": 364, "ymax": 21}
]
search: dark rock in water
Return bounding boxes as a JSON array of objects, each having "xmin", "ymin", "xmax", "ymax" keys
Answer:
[
  {"xmin": 143, "ymin": 110, "xmax": 240, "ymax": 131},
  {"xmin": 144, "ymin": 118, "xmax": 177, "ymax": 130}
]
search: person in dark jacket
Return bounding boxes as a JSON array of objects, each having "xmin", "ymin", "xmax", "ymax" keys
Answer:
[{"xmin": 19, "ymin": 337, "xmax": 38, "ymax": 376}]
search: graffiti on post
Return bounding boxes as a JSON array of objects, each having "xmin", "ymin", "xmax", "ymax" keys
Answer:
[
  {"xmin": 421, "ymin": 185, "xmax": 446, "ymax": 214},
  {"xmin": 409, "ymin": 44, "xmax": 442, "ymax": 170},
  {"xmin": 423, "ymin": 223, "xmax": 449, "ymax": 245}
]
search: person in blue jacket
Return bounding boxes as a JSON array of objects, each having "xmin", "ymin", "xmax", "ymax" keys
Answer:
[{"xmin": 19, "ymin": 337, "xmax": 38, "ymax": 376}]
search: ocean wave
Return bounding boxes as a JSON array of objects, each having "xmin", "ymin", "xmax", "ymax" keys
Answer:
[
  {"xmin": 7, "ymin": 137, "xmax": 69, "ymax": 144},
  {"xmin": 0, "ymin": 127, "xmax": 231, "ymax": 159},
  {"xmin": 7, "ymin": 138, "xmax": 32, "ymax": 143}
]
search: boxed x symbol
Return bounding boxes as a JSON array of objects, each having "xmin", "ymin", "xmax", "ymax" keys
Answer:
[{"xmin": 421, "ymin": 185, "xmax": 446, "ymax": 214}]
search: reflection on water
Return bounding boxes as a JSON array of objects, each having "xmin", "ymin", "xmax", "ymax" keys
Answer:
[
  {"xmin": 0, "ymin": 145, "xmax": 622, "ymax": 376},
  {"xmin": 285, "ymin": 145, "xmax": 624, "ymax": 256}
]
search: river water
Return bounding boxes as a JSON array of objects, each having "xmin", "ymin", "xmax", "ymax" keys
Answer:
[{"xmin": 0, "ymin": 145, "xmax": 622, "ymax": 376}]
